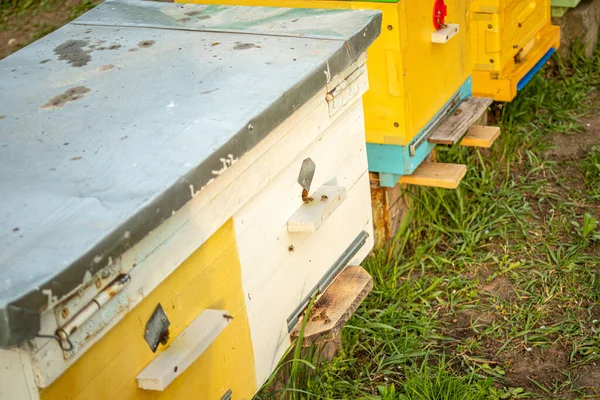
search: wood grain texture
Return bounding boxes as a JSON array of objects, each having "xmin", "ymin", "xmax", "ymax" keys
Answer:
[
  {"xmin": 0, "ymin": 349, "xmax": 39, "ymax": 400},
  {"xmin": 370, "ymin": 179, "xmax": 411, "ymax": 248},
  {"xmin": 428, "ymin": 97, "xmax": 493, "ymax": 145},
  {"xmin": 460, "ymin": 125, "xmax": 501, "ymax": 148},
  {"xmin": 291, "ymin": 266, "xmax": 373, "ymax": 347},
  {"xmin": 399, "ymin": 162, "xmax": 467, "ymax": 189}
]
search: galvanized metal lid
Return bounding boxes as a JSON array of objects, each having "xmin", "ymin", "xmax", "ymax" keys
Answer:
[{"xmin": 0, "ymin": 0, "xmax": 381, "ymax": 348}]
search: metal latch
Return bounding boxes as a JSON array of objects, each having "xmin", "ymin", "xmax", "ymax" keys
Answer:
[
  {"xmin": 326, "ymin": 64, "xmax": 367, "ymax": 116},
  {"xmin": 409, "ymin": 92, "xmax": 461, "ymax": 156}
]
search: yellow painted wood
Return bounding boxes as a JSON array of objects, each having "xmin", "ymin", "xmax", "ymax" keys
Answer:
[
  {"xmin": 472, "ymin": 24, "xmax": 560, "ymax": 101},
  {"xmin": 41, "ymin": 219, "xmax": 257, "ymax": 400},
  {"xmin": 471, "ymin": 0, "xmax": 550, "ymax": 72},
  {"xmin": 399, "ymin": 162, "xmax": 467, "ymax": 189},
  {"xmin": 179, "ymin": 0, "xmax": 471, "ymax": 147},
  {"xmin": 470, "ymin": 0, "xmax": 560, "ymax": 101},
  {"xmin": 460, "ymin": 125, "xmax": 501, "ymax": 148}
]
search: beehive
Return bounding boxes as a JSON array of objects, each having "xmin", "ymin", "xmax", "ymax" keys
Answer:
[
  {"xmin": 0, "ymin": 1, "xmax": 380, "ymax": 399},
  {"xmin": 470, "ymin": 0, "xmax": 561, "ymax": 101},
  {"xmin": 180, "ymin": 0, "xmax": 473, "ymax": 184}
]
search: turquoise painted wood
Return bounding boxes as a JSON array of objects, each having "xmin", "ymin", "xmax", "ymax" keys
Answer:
[{"xmin": 367, "ymin": 77, "xmax": 473, "ymax": 187}]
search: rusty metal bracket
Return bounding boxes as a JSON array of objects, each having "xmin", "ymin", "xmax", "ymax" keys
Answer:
[
  {"xmin": 297, "ymin": 158, "xmax": 316, "ymax": 195},
  {"xmin": 220, "ymin": 390, "xmax": 232, "ymax": 400},
  {"xmin": 55, "ymin": 274, "xmax": 131, "ymax": 344},
  {"xmin": 144, "ymin": 304, "xmax": 171, "ymax": 353}
]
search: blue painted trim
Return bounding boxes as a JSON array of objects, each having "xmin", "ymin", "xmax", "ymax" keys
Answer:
[
  {"xmin": 379, "ymin": 173, "xmax": 402, "ymax": 188},
  {"xmin": 517, "ymin": 48, "xmax": 556, "ymax": 91},
  {"xmin": 367, "ymin": 76, "xmax": 473, "ymax": 187}
]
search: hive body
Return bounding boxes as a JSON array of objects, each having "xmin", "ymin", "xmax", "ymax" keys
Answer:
[
  {"xmin": 470, "ymin": 0, "xmax": 560, "ymax": 101},
  {"xmin": 182, "ymin": 0, "xmax": 473, "ymax": 181},
  {"xmin": 0, "ymin": 2, "xmax": 380, "ymax": 399}
]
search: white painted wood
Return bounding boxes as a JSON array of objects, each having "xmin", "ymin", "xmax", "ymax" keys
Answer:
[
  {"xmin": 136, "ymin": 309, "xmax": 229, "ymax": 391},
  {"xmin": 238, "ymin": 172, "xmax": 373, "ymax": 385},
  {"xmin": 0, "ymin": 348, "xmax": 40, "ymax": 400},
  {"xmin": 235, "ymin": 103, "xmax": 368, "ymax": 300},
  {"xmin": 287, "ymin": 185, "xmax": 347, "ymax": 233},
  {"xmin": 432, "ymin": 24, "xmax": 459, "ymax": 43},
  {"xmin": 232, "ymin": 98, "xmax": 372, "ymax": 383},
  {"xmin": 30, "ymin": 57, "xmax": 370, "ymax": 388}
]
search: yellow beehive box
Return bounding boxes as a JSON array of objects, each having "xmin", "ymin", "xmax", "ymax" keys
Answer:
[
  {"xmin": 0, "ymin": 2, "xmax": 380, "ymax": 399},
  {"xmin": 179, "ymin": 0, "xmax": 473, "ymax": 172},
  {"xmin": 470, "ymin": 0, "xmax": 560, "ymax": 101}
]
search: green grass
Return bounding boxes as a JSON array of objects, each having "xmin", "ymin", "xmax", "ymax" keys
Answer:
[
  {"xmin": 256, "ymin": 41, "xmax": 600, "ymax": 400},
  {"xmin": 581, "ymin": 146, "xmax": 600, "ymax": 201}
]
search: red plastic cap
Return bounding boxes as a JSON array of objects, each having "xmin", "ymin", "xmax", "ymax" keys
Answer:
[{"xmin": 433, "ymin": 0, "xmax": 447, "ymax": 30}]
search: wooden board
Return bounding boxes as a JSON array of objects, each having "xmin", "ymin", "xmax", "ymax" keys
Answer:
[
  {"xmin": 428, "ymin": 97, "xmax": 493, "ymax": 145},
  {"xmin": 370, "ymin": 179, "xmax": 410, "ymax": 249},
  {"xmin": 291, "ymin": 266, "xmax": 373, "ymax": 347},
  {"xmin": 399, "ymin": 162, "xmax": 467, "ymax": 189},
  {"xmin": 136, "ymin": 309, "xmax": 230, "ymax": 391},
  {"xmin": 0, "ymin": 349, "xmax": 38, "ymax": 400},
  {"xmin": 237, "ymin": 172, "xmax": 373, "ymax": 383},
  {"xmin": 460, "ymin": 125, "xmax": 501, "ymax": 148},
  {"xmin": 287, "ymin": 185, "xmax": 348, "ymax": 233}
]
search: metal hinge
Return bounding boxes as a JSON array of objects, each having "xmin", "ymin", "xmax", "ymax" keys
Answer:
[
  {"xmin": 326, "ymin": 64, "xmax": 367, "ymax": 116},
  {"xmin": 55, "ymin": 274, "xmax": 131, "ymax": 356}
]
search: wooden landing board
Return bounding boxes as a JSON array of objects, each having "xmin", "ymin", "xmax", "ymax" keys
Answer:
[
  {"xmin": 460, "ymin": 125, "xmax": 501, "ymax": 148},
  {"xmin": 399, "ymin": 162, "xmax": 466, "ymax": 189},
  {"xmin": 291, "ymin": 266, "xmax": 373, "ymax": 347},
  {"xmin": 136, "ymin": 309, "xmax": 229, "ymax": 391},
  {"xmin": 428, "ymin": 97, "xmax": 493, "ymax": 145}
]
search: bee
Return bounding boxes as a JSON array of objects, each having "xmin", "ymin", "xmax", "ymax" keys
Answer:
[
  {"xmin": 222, "ymin": 314, "xmax": 234, "ymax": 321},
  {"xmin": 321, "ymin": 194, "xmax": 328, "ymax": 201},
  {"xmin": 302, "ymin": 189, "xmax": 314, "ymax": 203},
  {"xmin": 454, "ymin": 108, "xmax": 463, "ymax": 116},
  {"xmin": 288, "ymin": 244, "xmax": 295, "ymax": 252}
]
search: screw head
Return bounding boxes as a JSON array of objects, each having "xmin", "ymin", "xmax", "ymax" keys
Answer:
[
  {"xmin": 488, "ymin": 24, "xmax": 492, "ymax": 29},
  {"xmin": 394, "ymin": 122, "xmax": 399, "ymax": 128},
  {"xmin": 387, "ymin": 25, "xmax": 393, "ymax": 31}
]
